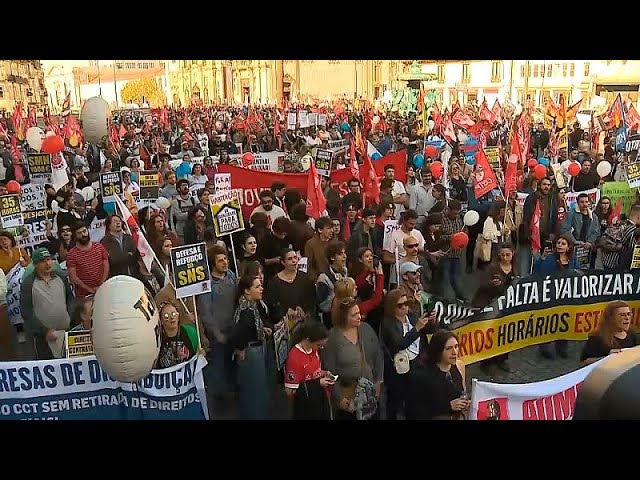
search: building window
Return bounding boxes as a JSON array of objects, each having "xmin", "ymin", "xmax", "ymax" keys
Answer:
[
  {"xmin": 373, "ymin": 64, "xmax": 380, "ymax": 83},
  {"xmin": 467, "ymin": 93, "xmax": 477, "ymax": 103},
  {"xmin": 547, "ymin": 64, "xmax": 553, "ymax": 77},
  {"xmin": 0, "ymin": 86, "xmax": 3, "ymax": 98},
  {"xmin": 161, "ymin": 62, "xmax": 166, "ymax": 68},
  {"xmin": 584, "ymin": 62, "xmax": 590, "ymax": 77},
  {"xmin": 462, "ymin": 63, "xmax": 470, "ymax": 83},
  {"xmin": 491, "ymin": 61, "xmax": 502, "ymax": 82},
  {"xmin": 527, "ymin": 64, "xmax": 532, "ymax": 77},
  {"xmin": 533, "ymin": 64, "xmax": 539, "ymax": 78},
  {"xmin": 520, "ymin": 64, "xmax": 526, "ymax": 78},
  {"xmin": 563, "ymin": 63, "xmax": 568, "ymax": 77},
  {"xmin": 116, "ymin": 62, "xmax": 123, "ymax": 69},
  {"xmin": 541, "ymin": 64, "xmax": 546, "ymax": 78},
  {"xmin": 570, "ymin": 63, "xmax": 575, "ymax": 77},
  {"xmin": 137, "ymin": 62, "xmax": 143, "ymax": 69},
  {"xmin": 126, "ymin": 62, "xmax": 136, "ymax": 69},
  {"xmin": 437, "ymin": 64, "xmax": 445, "ymax": 83}
]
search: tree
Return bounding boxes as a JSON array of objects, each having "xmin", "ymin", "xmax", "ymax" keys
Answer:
[{"xmin": 120, "ymin": 78, "xmax": 166, "ymax": 107}]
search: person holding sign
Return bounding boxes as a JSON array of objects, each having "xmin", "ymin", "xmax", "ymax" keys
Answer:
[
  {"xmin": 560, "ymin": 193, "xmax": 600, "ymax": 267},
  {"xmin": 66, "ymin": 221, "xmax": 110, "ymax": 299},
  {"xmin": 0, "ymin": 230, "xmax": 30, "ymax": 274},
  {"xmin": 156, "ymin": 301, "xmax": 198, "ymax": 369}
]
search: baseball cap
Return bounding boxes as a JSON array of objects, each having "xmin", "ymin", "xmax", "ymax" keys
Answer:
[
  {"xmin": 400, "ymin": 262, "xmax": 422, "ymax": 276},
  {"xmin": 32, "ymin": 247, "xmax": 52, "ymax": 264}
]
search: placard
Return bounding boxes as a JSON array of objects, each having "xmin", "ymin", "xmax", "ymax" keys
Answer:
[
  {"xmin": 27, "ymin": 153, "xmax": 53, "ymax": 184},
  {"xmin": 99, "ymin": 172, "xmax": 123, "ymax": 202},
  {"xmin": 170, "ymin": 242, "xmax": 211, "ymax": 299},
  {"xmin": 214, "ymin": 173, "xmax": 231, "ymax": 192},
  {"xmin": 318, "ymin": 114, "xmax": 327, "ymax": 126},
  {"xmin": 625, "ymin": 162, "xmax": 640, "ymax": 189},
  {"xmin": 631, "ymin": 245, "xmax": 640, "ymax": 269},
  {"xmin": 210, "ymin": 190, "xmax": 245, "ymax": 237},
  {"xmin": 0, "ymin": 194, "xmax": 23, "ymax": 228},
  {"xmin": 298, "ymin": 111, "xmax": 309, "ymax": 128},
  {"xmin": 273, "ymin": 322, "xmax": 289, "ymax": 370},
  {"xmin": 139, "ymin": 170, "xmax": 159, "ymax": 200},
  {"xmin": 484, "ymin": 147, "xmax": 500, "ymax": 169},
  {"xmin": 551, "ymin": 163, "xmax": 566, "ymax": 189},
  {"xmin": 297, "ymin": 257, "xmax": 308, "ymax": 273},
  {"xmin": 308, "ymin": 113, "xmax": 318, "ymax": 126},
  {"xmin": 287, "ymin": 112, "xmax": 297, "ymax": 130},
  {"xmin": 383, "ymin": 219, "xmax": 402, "ymax": 246},
  {"xmin": 65, "ymin": 330, "xmax": 94, "ymax": 358},
  {"xmin": 574, "ymin": 244, "xmax": 591, "ymax": 270},
  {"xmin": 314, "ymin": 149, "xmax": 334, "ymax": 177}
]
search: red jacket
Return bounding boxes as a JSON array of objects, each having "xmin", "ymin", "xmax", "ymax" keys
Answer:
[{"xmin": 355, "ymin": 271, "xmax": 384, "ymax": 319}]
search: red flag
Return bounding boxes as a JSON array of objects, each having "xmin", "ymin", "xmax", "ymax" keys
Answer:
[
  {"xmin": 432, "ymin": 103, "xmax": 442, "ymax": 132},
  {"xmin": 452, "ymin": 99, "xmax": 461, "ymax": 113},
  {"xmin": 12, "ymin": 103, "xmax": 25, "ymax": 141},
  {"xmin": 530, "ymin": 200, "xmax": 542, "ymax": 253},
  {"xmin": 441, "ymin": 113, "xmax": 456, "ymax": 145},
  {"xmin": 452, "ymin": 109, "xmax": 476, "ymax": 130},
  {"xmin": 492, "ymin": 100, "xmax": 503, "ymax": 124},
  {"xmin": 61, "ymin": 92, "xmax": 71, "ymax": 117},
  {"xmin": 505, "ymin": 129, "xmax": 521, "ymax": 195},
  {"xmin": 113, "ymin": 194, "xmax": 154, "ymax": 271},
  {"xmin": 626, "ymin": 103, "xmax": 640, "ymax": 132},
  {"xmin": 0, "ymin": 122, "xmax": 8, "ymax": 141},
  {"xmin": 26, "ymin": 107, "xmax": 37, "ymax": 130},
  {"xmin": 349, "ymin": 138, "xmax": 360, "ymax": 180},
  {"xmin": 305, "ymin": 159, "xmax": 326, "ymax": 220},
  {"xmin": 10, "ymin": 135, "xmax": 20, "ymax": 160},
  {"xmin": 480, "ymin": 98, "xmax": 497, "ymax": 125},
  {"xmin": 139, "ymin": 143, "xmax": 151, "ymax": 169},
  {"xmin": 118, "ymin": 124, "xmax": 127, "ymax": 138},
  {"xmin": 361, "ymin": 151, "xmax": 380, "ymax": 206},
  {"xmin": 473, "ymin": 148, "xmax": 499, "ymax": 200},
  {"xmin": 606, "ymin": 93, "xmax": 624, "ymax": 129},
  {"xmin": 273, "ymin": 117, "xmax": 281, "ymax": 149},
  {"xmin": 610, "ymin": 198, "xmax": 623, "ymax": 225}
]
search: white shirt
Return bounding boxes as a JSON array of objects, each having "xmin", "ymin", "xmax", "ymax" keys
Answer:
[
  {"xmin": 251, "ymin": 204, "xmax": 287, "ymax": 228},
  {"xmin": 392, "ymin": 180, "xmax": 407, "ymax": 215},
  {"xmin": 402, "ymin": 319, "xmax": 420, "ymax": 360},
  {"xmin": 124, "ymin": 181, "xmax": 140, "ymax": 197},
  {"xmin": 383, "ymin": 227, "xmax": 425, "ymax": 257}
]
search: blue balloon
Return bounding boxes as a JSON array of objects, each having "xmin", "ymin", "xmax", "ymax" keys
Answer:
[
  {"xmin": 371, "ymin": 152, "xmax": 382, "ymax": 161},
  {"xmin": 465, "ymin": 154, "xmax": 476, "ymax": 166},
  {"xmin": 341, "ymin": 122, "xmax": 351, "ymax": 132},
  {"xmin": 413, "ymin": 153, "xmax": 424, "ymax": 168},
  {"xmin": 538, "ymin": 157, "xmax": 549, "ymax": 167}
]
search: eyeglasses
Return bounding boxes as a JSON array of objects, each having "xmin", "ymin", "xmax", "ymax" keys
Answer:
[
  {"xmin": 162, "ymin": 311, "xmax": 179, "ymax": 320},
  {"xmin": 396, "ymin": 301, "xmax": 408, "ymax": 308},
  {"xmin": 406, "ymin": 243, "xmax": 419, "ymax": 248}
]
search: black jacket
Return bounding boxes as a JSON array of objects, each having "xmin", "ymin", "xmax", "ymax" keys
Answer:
[
  {"xmin": 101, "ymin": 233, "xmax": 138, "ymax": 277},
  {"xmin": 347, "ymin": 225, "xmax": 378, "ymax": 266},
  {"xmin": 292, "ymin": 378, "xmax": 332, "ymax": 420}
]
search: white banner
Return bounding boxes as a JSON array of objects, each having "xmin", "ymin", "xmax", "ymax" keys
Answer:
[{"xmin": 469, "ymin": 358, "xmax": 606, "ymax": 420}]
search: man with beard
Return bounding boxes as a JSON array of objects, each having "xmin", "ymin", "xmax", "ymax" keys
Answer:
[
  {"xmin": 521, "ymin": 177, "xmax": 558, "ymax": 276},
  {"xmin": 66, "ymin": 221, "xmax": 110, "ymax": 299},
  {"xmin": 170, "ymin": 179, "xmax": 198, "ymax": 242},
  {"xmin": 251, "ymin": 190, "xmax": 286, "ymax": 228}
]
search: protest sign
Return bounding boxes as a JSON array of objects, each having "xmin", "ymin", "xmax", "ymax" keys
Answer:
[
  {"xmin": 210, "ymin": 189, "xmax": 245, "ymax": 237},
  {"xmin": 297, "ymin": 257, "xmax": 308, "ymax": 273},
  {"xmin": 0, "ymin": 194, "xmax": 23, "ymax": 228},
  {"xmin": 6, "ymin": 264, "xmax": 24, "ymax": 326},
  {"xmin": 100, "ymin": 172, "xmax": 123, "ymax": 202},
  {"xmin": 170, "ymin": 242, "xmax": 211, "ymax": 299},
  {"xmin": 626, "ymin": 162, "xmax": 640, "ymax": 189},
  {"xmin": 27, "ymin": 153, "xmax": 53, "ymax": 184},
  {"xmin": 624, "ymin": 133, "xmax": 640, "ymax": 162},
  {"xmin": 318, "ymin": 114, "xmax": 327, "ymax": 126},
  {"xmin": 484, "ymin": 146, "xmax": 500, "ymax": 169},
  {"xmin": 298, "ymin": 111, "xmax": 309, "ymax": 128},
  {"xmin": 632, "ymin": 245, "xmax": 640, "ymax": 269},
  {"xmin": 139, "ymin": 170, "xmax": 160, "ymax": 200},
  {"xmin": 314, "ymin": 149, "xmax": 334, "ymax": 177},
  {"xmin": 440, "ymin": 270, "xmax": 640, "ymax": 365},
  {"xmin": 383, "ymin": 219, "xmax": 402, "ymax": 246},
  {"xmin": 273, "ymin": 322, "xmax": 289, "ymax": 370},
  {"xmin": 214, "ymin": 173, "xmax": 231, "ymax": 192},
  {"xmin": 65, "ymin": 330, "xmax": 94, "ymax": 358},
  {"xmin": 469, "ymin": 358, "xmax": 605, "ymax": 420},
  {"xmin": 602, "ymin": 182, "xmax": 636, "ymax": 218},
  {"xmin": 287, "ymin": 112, "xmax": 297, "ymax": 130},
  {"xmin": 0, "ymin": 355, "xmax": 208, "ymax": 420}
]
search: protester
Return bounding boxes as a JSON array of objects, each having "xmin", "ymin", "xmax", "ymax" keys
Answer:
[
  {"xmin": 156, "ymin": 301, "xmax": 198, "ymax": 369},
  {"xmin": 317, "ymin": 241, "xmax": 349, "ymax": 328},
  {"xmin": 66, "ymin": 221, "xmax": 109, "ymax": 299},
  {"xmin": 101, "ymin": 214, "xmax": 138, "ymax": 277}
]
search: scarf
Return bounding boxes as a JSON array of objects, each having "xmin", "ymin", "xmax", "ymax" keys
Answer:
[{"xmin": 234, "ymin": 296, "xmax": 265, "ymax": 342}]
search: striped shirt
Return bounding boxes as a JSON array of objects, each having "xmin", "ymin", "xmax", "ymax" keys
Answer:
[
  {"xmin": 602, "ymin": 220, "xmax": 637, "ymax": 270},
  {"xmin": 66, "ymin": 243, "xmax": 109, "ymax": 298},
  {"xmin": 441, "ymin": 213, "xmax": 465, "ymax": 258}
]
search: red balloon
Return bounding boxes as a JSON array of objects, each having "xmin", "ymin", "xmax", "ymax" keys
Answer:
[
  {"xmin": 533, "ymin": 164, "xmax": 548, "ymax": 180},
  {"xmin": 527, "ymin": 158, "xmax": 538, "ymax": 169},
  {"xmin": 5, "ymin": 180, "xmax": 21, "ymax": 194},
  {"xmin": 430, "ymin": 160, "xmax": 444, "ymax": 179},
  {"xmin": 425, "ymin": 145, "xmax": 438, "ymax": 158},
  {"xmin": 41, "ymin": 135, "xmax": 65, "ymax": 155},
  {"xmin": 450, "ymin": 231, "xmax": 469, "ymax": 250},
  {"xmin": 568, "ymin": 161, "xmax": 581, "ymax": 177},
  {"xmin": 242, "ymin": 152, "xmax": 255, "ymax": 167}
]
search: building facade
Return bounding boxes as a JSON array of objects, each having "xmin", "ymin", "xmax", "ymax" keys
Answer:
[{"xmin": 0, "ymin": 61, "xmax": 47, "ymax": 114}]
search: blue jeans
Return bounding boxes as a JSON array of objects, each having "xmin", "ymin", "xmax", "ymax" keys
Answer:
[
  {"xmin": 441, "ymin": 257, "xmax": 465, "ymax": 301},
  {"xmin": 237, "ymin": 343, "xmax": 269, "ymax": 420},
  {"xmin": 203, "ymin": 336, "xmax": 236, "ymax": 397},
  {"xmin": 518, "ymin": 247, "xmax": 540, "ymax": 278}
]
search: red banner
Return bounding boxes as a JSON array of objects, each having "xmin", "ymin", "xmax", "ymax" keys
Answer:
[
  {"xmin": 217, "ymin": 165, "xmax": 307, "ymax": 220},
  {"xmin": 329, "ymin": 150, "xmax": 406, "ymax": 198}
]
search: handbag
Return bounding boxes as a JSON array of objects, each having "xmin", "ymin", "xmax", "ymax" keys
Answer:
[
  {"xmin": 474, "ymin": 233, "xmax": 492, "ymax": 262},
  {"xmin": 342, "ymin": 327, "xmax": 378, "ymax": 419},
  {"xmin": 393, "ymin": 350, "xmax": 411, "ymax": 375}
]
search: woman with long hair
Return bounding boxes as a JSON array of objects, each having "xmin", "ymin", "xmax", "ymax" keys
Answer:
[
  {"xmin": 187, "ymin": 163, "xmax": 208, "ymax": 189},
  {"xmin": 183, "ymin": 206, "xmax": 208, "ymax": 245},
  {"xmin": 321, "ymin": 299, "xmax": 383, "ymax": 420},
  {"xmin": 350, "ymin": 247, "xmax": 385, "ymax": 333},
  {"xmin": 203, "ymin": 156, "xmax": 216, "ymax": 181},
  {"xmin": 156, "ymin": 301, "xmax": 198, "ymax": 369},
  {"xmin": 380, "ymin": 289, "xmax": 436, "ymax": 420},
  {"xmin": 236, "ymin": 233, "xmax": 263, "ymax": 278},
  {"xmin": 593, "ymin": 196, "xmax": 614, "ymax": 269},
  {"xmin": 535, "ymin": 234, "xmax": 578, "ymax": 359},
  {"xmin": 228, "ymin": 274, "xmax": 274, "ymax": 420},
  {"xmin": 409, "ymin": 329, "xmax": 469, "ymax": 420},
  {"xmin": 146, "ymin": 212, "xmax": 179, "ymax": 248},
  {"xmin": 129, "ymin": 157, "xmax": 141, "ymax": 183},
  {"xmin": 479, "ymin": 200, "xmax": 508, "ymax": 269},
  {"xmin": 580, "ymin": 300, "xmax": 640, "ymax": 365},
  {"xmin": 285, "ymin": 320, "xmax": 333, "ymax": 420},
  {"xmin": 100, "ymin": 214, "xmax": 138, "ymax": 278},
  {"xmin": 448, "ymin": 162, "xmax": 468, "ymax": 202}
]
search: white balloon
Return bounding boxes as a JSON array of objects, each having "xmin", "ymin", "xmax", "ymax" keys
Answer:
[
  {"xmin": 45, "ymin": 130, "xmax": 56, "ymax": 138},
  {"xmin": 155, "ymin": 196, "xmax": 171, "ymax": 209},
  {"xmin": 51, "ymin": 200, "xmax": 60, "ymax": 214},
  {"xmin": 92, "ymin": 276, "xmax": 160, "ymax": 383},
  {"xmin": 463, "ymin": 210, "xmax": 480, "ymax": 227},
  {"xmin": 372, "ymin": 115, "xmax": 380, "ymax": 125},
  {"xmin": 596, "ymin": 160, "xmax": 612, "ymax": 178},
  {"xmin": 26, "ymin": 127, "xmax": 45, "ymax": 152},
  {"xmin": 81, "ymin": 186, "xmax": 96, "ymax": 202},
  {"xmin": 80, "ymin": 96, "xmax": 111, "ymax": 145},
  {"xmin": 561, "ymin": 159, "xmax": 571, "ymax": 172},
  {"xmin": 428, "ymin": 119, "xmax": 435, "ymax": 129}
]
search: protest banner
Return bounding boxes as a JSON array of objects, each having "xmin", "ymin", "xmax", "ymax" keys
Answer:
[
  {"xmin": 0, "ymin": 355, "xmax": 208, "ymax": 420},
  {"xmin": 170, "ymin": 243, "xmax": 211, "ymax": 299},
  {"xmin": 624, "ymin": 133, "xmax": 640, "ymax": 162},
  {"xmin": 6, "ymin": 264, "xmax": 24, "ymax": 326},
  {"xmin": 329, "ymin": 150, "xmax": 408, "ymax": 196},
  {"xmin": 469, "ymin": 358, "xmax": 606, "ymax": 420},
  {"xmin": 100, "ymin": 172, "xmax": 123, "ymax": 203},
  {"xmin": 318, "ymin": 114, "xmax": 327, "ymax": 126},
  {"xmin": 0, "ymin": 194, "xmax": 23, "ymax": 228},
  {"xmin": 139, "ymin": 170, "xmax": 159, "ymax": 200},
  {"xmin": 484, "ymin": 146, "xmax": 500, "ymax": 169},
  {"xmin": 27, "ymin": 153, "xmax": 53, "ymax": 184},
  {"xmin": 244, "ymin": 152, "xmax": 283, "ymax": 172},
  {"xmin": 210, "ymin": 189, "xmax": 246, "ymax": 237},
  {"xmin": 602, "ymin": 182, "xmax": 636, "ymax": 218},
  {"xmin": 626, "ymin": 163, "xmax": 640, "ymax": 189},
  {"xmin": 314, "ymin": 149, "xmax": 334, "ymax": 177},
  {"xmin": 65, "ymin": 330, "xmax": 94, "ymax": 358},
  {"xmin": 217, "ymin": 164, "xmax": 307, "ymax": 219},
  {"xmin": 273, "ymin": 322, "xmax": 289, "ymax": 370},
  {"xmin": 441, "ymin": 270, "xmax": 640, "ymax": 365}
]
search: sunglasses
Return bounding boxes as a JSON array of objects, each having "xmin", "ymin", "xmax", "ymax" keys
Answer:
[
  {"xmin": 406, "ymin": 243, "xmax": 419, "ymax": 248},
  {"xmin": 162, "ymin": 311, "xmax": 179, "ymax": 320},
  {"xmin": 396, "ymin": 301, "xmax": 408, "ymax": 308}
]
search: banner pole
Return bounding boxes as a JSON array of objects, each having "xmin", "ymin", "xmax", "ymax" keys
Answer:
[
  {"xmin": 192, "ymin": 296, "xmax": 202, "ymax": 351},
  {"xmin": 395, "ymin": 245, "xmax": 400, "ymax": 287},
  {"xmin": 229, "ymin": 233, "xmax": 240, "ymax": 278}
]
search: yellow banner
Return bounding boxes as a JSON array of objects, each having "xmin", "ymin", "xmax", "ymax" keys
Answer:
[{"xmin": 452, "ymin": 300, "xmax": 640, "ymax": 364}]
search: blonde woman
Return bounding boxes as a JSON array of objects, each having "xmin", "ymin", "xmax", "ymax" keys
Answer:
[{"xmin": 330, "ymin": 277, "xmax": 357, "ymax": 326}]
